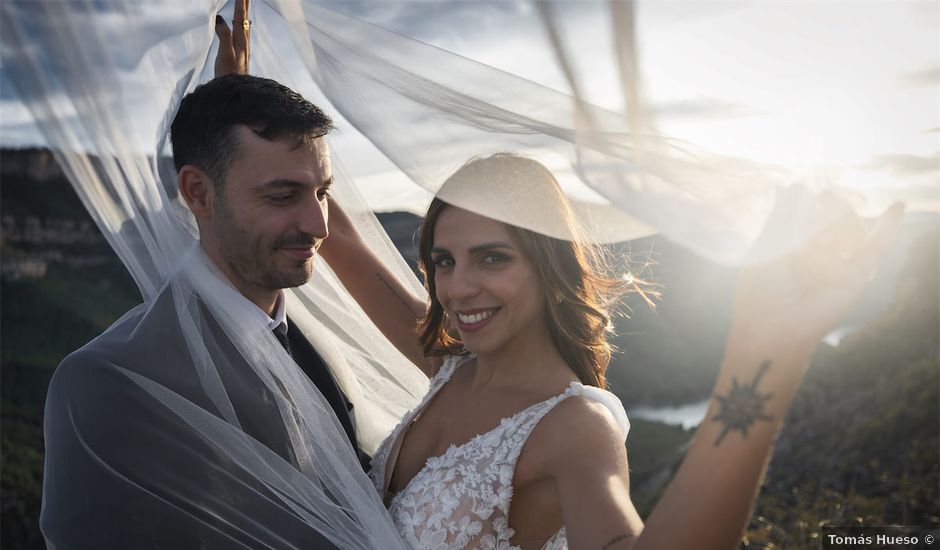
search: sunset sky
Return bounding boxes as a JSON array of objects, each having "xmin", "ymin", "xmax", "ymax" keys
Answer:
[{"xmin": 2, "ymin": 1, "xmax": 937, "ymax": 213}]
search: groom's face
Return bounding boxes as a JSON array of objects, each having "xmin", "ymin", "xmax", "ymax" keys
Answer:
[{"xmin": 208, "ymin": 126, "xmax": 332, "ymax": 296}]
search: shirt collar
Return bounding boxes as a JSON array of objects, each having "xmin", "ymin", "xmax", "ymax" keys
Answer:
[
  {"xmin": 247, "ymin": 289, "xmax": 286, "ymax": 331},
  {"xmin": 197, "ymin": 245, "xmax": 287, "ymax": 331},
  {"xmin": 269, "ymin": 291, "xmax": 287, "ymax": 329}
]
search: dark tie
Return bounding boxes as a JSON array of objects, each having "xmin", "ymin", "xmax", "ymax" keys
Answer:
[
  {"xmin": 273, "ymin": 322, "xmax": 291, "ymax": 355},
  {"xmin": 277, "ymin": 318, "xmax": 371, "ymax": 471}
]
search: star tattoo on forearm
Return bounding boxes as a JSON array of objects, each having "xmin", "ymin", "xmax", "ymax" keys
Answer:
[{"xmin": 711, "ymin": 360, "xmax": 774, "ymax": 446}]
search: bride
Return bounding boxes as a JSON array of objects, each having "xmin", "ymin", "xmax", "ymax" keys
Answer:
[
  {"xmin": 323, "ymin": 154, "xmax": 643, "ymax": 548},
  {"xmin": 320, "ymin": 153, "xmax": 902, "ymax": 549},
  {"xmin": 215, "ymin": 6, "xmax": 902, "ymax": 549}
]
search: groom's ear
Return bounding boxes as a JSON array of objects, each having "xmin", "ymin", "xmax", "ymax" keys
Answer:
[{"xmin": 178, "ymin": 165, "xmax": 215, "ymax": 220}]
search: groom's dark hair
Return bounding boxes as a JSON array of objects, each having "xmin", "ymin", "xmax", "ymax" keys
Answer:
[{"xmin": 170, "ymin": 74, "xmax": 333, "ymax": 190}]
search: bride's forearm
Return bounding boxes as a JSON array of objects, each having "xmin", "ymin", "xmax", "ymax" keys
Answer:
[
  {"xmin": 632, "ymin": 329, "xmax": 815, "ymax": 550},
  {"xmin": 318, "ymin": 199, "xmax": 429, "ymax": 371}
]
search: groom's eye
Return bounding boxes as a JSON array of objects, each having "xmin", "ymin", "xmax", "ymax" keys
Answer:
[{"xmin": 268, "ymin": 194, "xmax": 295, "ymax": 204}]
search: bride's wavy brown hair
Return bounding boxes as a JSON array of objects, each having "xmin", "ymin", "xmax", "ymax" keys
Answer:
[{"xmin": 417, "ymin": 153, "xmax": 656, "ymax": 389}]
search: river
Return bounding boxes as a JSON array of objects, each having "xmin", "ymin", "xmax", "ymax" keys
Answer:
[{"xmin": 628, "ymin": 398, "xmax": 711, "ymax": 430}]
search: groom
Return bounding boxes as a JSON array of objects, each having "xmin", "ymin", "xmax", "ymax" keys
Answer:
[
  {"xmin": 172, "ymin": 73, "xmax": 369, "ymax": 467},
  {"xmin": 41, "ymin": 74, "xmax": 375, "ymax": 548}
]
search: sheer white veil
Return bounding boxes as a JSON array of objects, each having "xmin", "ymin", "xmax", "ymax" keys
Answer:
[{"xmin": 0, "ymin": 0, "xmax": 910, "ymax": 547}]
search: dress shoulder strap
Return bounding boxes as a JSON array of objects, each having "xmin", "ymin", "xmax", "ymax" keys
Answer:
[
  {"xmin": 570, "ymin": 384, "xmax": 631, "ymax": 441},
  {"xmin": 432, "ymin": 353, "xmax": 471, "ymax": 382}
]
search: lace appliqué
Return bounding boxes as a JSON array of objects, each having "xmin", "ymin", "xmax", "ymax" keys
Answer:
[{"xmin": 370, "ymin": 355, "xmax": 593, "ymax": 550}]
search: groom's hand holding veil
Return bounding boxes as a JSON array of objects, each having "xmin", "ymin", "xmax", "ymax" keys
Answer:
[{"xmin": 214, "ymin": 0, "xmax": 251, "ymax": 77}]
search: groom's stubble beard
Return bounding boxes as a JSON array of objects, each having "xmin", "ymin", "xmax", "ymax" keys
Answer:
[{"xmin": 213, "ymin": 193, "xmax": 317, "ymax": 292}]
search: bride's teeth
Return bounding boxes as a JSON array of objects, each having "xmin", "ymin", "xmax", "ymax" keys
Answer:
[{"xmin": 458, "ymin": 310, "xmax": 494, "ymax": 324}]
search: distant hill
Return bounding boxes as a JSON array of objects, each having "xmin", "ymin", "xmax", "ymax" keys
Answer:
[{"xmin": 375, "ymin": 211, "xmax": 422, "ymax": 276}]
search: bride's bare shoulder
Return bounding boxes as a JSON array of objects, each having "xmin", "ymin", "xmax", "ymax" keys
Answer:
[
  {"xmin": 544, "ymin": 394, "xmax": 625, "ymax": 449},
  {"xmin": 518, "ymin": 394, "xmax": 628, "ymax": 483}
]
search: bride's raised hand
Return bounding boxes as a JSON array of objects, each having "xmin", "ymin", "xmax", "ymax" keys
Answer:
[
  {"xmin": 214, "ymin": 0, "xmax": 251, "ymax": 77},
  {"xmin": 730, "ymin": 198, "xmax": 905, "ymax": 356},
  {"xmin": 631, "ymin": 200, "xmax": 904, "ymax": 550}
]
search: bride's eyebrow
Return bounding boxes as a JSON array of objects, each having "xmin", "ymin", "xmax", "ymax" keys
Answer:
[
  {"xmin": 469, "ymin": 242, "xmax": 515, "ymax": 254},
  {"xmin": 430, "ymin": 242, "xmax": 516, "ymax": 256}
]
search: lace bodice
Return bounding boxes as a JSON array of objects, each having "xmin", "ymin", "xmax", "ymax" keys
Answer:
[{"xmin": 370, "ymin": 355, "xmax": 630, "ymax": 550}]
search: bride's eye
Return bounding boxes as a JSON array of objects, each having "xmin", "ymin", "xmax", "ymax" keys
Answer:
[
  {"xmin": 482, "ymin": 253, "xmax": 509, "ymax": 264},
  {"xmin": 432, "ymin": 256, "xmax": 454, "ymax": 269}
]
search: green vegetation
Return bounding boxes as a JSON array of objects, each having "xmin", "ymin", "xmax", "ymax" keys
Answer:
[
  {"xmin": 2, "ymin": 366, "xmax": 54, "ymax": 550},
  {"xmin": 1, "ymin": 149, "xmax": 142, "ymax": 549}
]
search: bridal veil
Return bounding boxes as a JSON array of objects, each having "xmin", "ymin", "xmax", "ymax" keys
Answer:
[{"xmin": 1, "ymin": 0, "xmax": 917, "ymax": 547}]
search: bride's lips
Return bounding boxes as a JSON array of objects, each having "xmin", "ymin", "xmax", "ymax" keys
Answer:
[{"xmin": 454, "ymin": 307, "xmax": 500, "ymax": 333}]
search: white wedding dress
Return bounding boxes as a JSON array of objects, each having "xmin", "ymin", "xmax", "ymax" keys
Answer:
[{"xmin": 370, "ymin": 355, "xmax": 631, "ymax": 550}]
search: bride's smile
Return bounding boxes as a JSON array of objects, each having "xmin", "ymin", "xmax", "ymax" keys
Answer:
[{"xmin": 454, "ymin": 307, "xmax": 500, "ymax": 331}]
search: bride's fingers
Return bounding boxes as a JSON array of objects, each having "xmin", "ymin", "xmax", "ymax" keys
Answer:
[
  {"xmin": 215, "ymin": 15, "xmax": 233, "ymax": 54},
  {"xmin": 854, "ymin": 202, "xmax": 905, "ymax": 276},
  {"xmin": 214, "ymin": 15, "xmax": 236, "ymax": 77},
  {"xmin": 810, "ymin": 211, "xmax": 866, "ymax": 260},
  {"xmin": 791, "ymin": 247, "xmax": 857, "ymax": 293},
  {"xmin": 234, "ymin": 0, "xmax": 249, "ymax": 22},
  {"xmin": 232, "ymin": 0, "xmax": 250, "ymax": 65}
]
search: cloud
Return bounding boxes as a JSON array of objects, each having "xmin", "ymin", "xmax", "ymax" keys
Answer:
[
  {"xmin": 320, "ymin": 0, "xmax": 531, "ymax": 43},
  {"xmin": 900, "ymin": 65, "xmax": 940, "ymax": 87},
  {"xmin": 0, "ymin": 72, "xmax": 22, "ymax": 101},
  {"xmin": 862, "ymin": 151, "xmax": 940, "ymax": 175},
  {"xmin": 0, "ymin": 121, "xmax": 45, "ymax": 147},
  {"xmin": 652, "ymin": 97, "xmax": 756, "ymax": 120}
]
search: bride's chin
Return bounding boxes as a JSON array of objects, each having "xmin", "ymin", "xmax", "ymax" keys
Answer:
[{"xmin": 459, "ymin": 337, "xmax": 500, "ymax": 356}]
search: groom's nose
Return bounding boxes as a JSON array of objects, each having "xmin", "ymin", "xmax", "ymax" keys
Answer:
[{"xmin": 298, "ymin": 196, "xmax": 329, "ymax": 240}]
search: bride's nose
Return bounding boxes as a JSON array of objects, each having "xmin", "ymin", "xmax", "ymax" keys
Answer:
[{"xmin": 447, "ymin": 264, "xmax": 481, "ymax": 302}]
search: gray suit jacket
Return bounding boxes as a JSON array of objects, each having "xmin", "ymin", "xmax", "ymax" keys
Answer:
[{"xmin": 41, "ymin": 280, "xmax": 361, "ymax": 549}]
